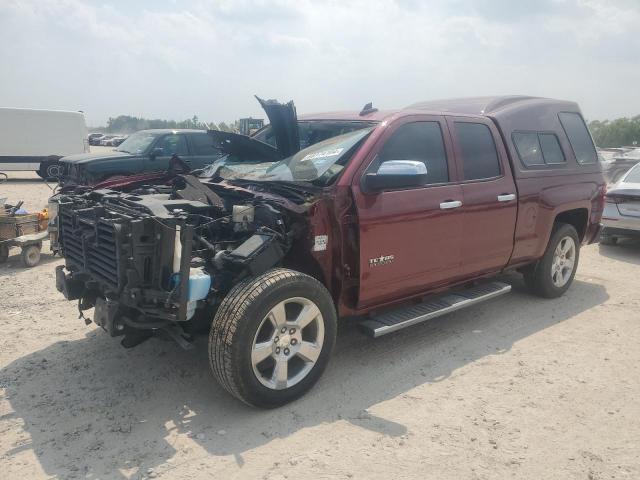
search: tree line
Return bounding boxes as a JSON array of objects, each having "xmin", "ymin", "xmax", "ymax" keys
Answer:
[
  {"xmin": 92, "ymin": 115, "xmax": 241, "ymax": 134},
  {"xmin": 588, "ymin": 116, "xmax": 640, "ymax": 148}
]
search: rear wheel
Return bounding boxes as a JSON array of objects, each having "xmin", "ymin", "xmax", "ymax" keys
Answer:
[
  {"xmin": 209, "ymin": 268, "xmax": 337, "ymax": 408},
  {"xmin": 523, "ymin": 223, "xmax": 580, "ymax": 298}
]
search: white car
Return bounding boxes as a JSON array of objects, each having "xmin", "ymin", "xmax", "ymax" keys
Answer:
[
  {"xmin": 99, "ymin": 135, "xmax": 117, "ymax": 146},
  {"xmin": 601, "ymin": 162, "xmax": 640, "ymax": 244}
]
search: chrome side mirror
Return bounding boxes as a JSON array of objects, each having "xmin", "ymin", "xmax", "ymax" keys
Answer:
[{"xmin": 363, "ymin": 160, "xmax": 428, "ymax": 191}]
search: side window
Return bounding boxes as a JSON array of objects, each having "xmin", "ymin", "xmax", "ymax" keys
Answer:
[
  {"xmin": 539, "ymin": 133, "xmax": 565, "ymax": 164},
  {"xmin": 513, "ymin": 132, "xmax": 566, "ymax": 167},
  {"xmin": 455, "ymin": 122, "xmax": 501, "ymax": 180},
  {"xmin": 156, "ymin": 134, "xmax": 189, "ymax": 156},
  {"xmin": 378, "ymin": 122, "xmax": 449, "ymax": 184},
  {"xmin": 189, "ymin": 133, "xmax": 219, "ymax": 155},
  {"xmin": 513, "ymin": 132, "xmax": 544, "ymax": 166},
  {"xmin": 558, "ymin": 112, "xmax": 597, "ymax": 164}
]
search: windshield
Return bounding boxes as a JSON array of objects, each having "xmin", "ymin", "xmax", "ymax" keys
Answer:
[
  {"xmin": 115, "ymin": 131, "xmax": 160, "ymax": 154},
  {"xmin": 623, "ymin": 163, "xmax": 640, "ymax": 183},
  {"xmin": 221, "ymin": 127, "xmax": 373, "ymax": 186}
]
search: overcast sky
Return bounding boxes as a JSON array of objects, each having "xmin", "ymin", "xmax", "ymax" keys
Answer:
[{"xmin": 1, "ymin": 0, "xmax": 638, "ymax": 126}]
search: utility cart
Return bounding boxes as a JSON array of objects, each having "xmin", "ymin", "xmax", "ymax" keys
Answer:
[{"xmin": 0, "ymin": 206, "xmax": 49, "ymax": 267}]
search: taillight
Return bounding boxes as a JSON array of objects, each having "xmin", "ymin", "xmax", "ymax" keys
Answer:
[{"xmin": 600, "ymin": 185, "xmax": 610, "ymax": 206}]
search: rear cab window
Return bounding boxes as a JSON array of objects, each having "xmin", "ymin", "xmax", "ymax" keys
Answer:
[
  {"xmin": 454, "ymin": 122, "xmax": 501, "ymax": 180},
  {"xmin": 512, "ymin": 131, "xmax": 566, "ymax": 167},
  {"xmin": 558, "ymin": 112, "xmax": 597, "ymax": 164}
]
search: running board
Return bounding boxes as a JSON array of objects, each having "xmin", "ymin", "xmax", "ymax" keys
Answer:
[{"xmin": 359, "ymin": 281, "xmax": 511, "ymax": 338}]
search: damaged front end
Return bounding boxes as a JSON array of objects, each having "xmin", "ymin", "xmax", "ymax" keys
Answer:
[{"xmin": 55, "ymin": 174, "xmax": 307, "ymax": 347}]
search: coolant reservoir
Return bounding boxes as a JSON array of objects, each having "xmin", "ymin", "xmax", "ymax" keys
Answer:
[
  {"xmin": 188, "ymin": 268, "xmax": 212, "ymax": 302},
  {"xmin": 185, "ymin": 268, "xmax": 212, "ymax": 320}
]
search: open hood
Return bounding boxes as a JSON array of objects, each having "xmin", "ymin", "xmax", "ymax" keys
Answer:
[
  {"xmin": 255, "ymin": 96, "xmax": 300, "ymax": 158},
  {"xmin": 208, "ymin": 96, "xmax": 300, "ymax": 162}
]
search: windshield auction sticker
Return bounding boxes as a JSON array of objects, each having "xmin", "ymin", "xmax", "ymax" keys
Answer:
[{"xmin": 301, "ymin": 148, "xmax": 344, "ymax": 162}]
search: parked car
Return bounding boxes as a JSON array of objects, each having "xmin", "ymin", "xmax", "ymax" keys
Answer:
[
  {"xmin": 54, "ymin": 96, "xmax": 604, "ymax": 408},
  {"xmin": 60, "ymin": 129, "xmax": 224, "ymax": 185},
  {"xmin": 602, "ymin": 148, "xmax": 640, "ymax": 184},
  {"xmin": 601, "ymin": 161, "xmax": 640, "ymax": 244},
  {"xmin": 88, "ymin": 133, "xmax": 105, "ymax": 146},
  {"xmin": 111, "ymin": 135, "xmax": 128, "ymax": 146},
  {"xmin": 0, "ymin": 107, "xmax": 89, "ymax": 178},
  {"xmin": 99, "ymin": 135, "xmax": 117, "ymax": 146}
]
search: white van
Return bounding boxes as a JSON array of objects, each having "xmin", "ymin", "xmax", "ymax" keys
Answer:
[{"xmin": 0, "ymin": 107, "xmax": 89, "ymax": 178}]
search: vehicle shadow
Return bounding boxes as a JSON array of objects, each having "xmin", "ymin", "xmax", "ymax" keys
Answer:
[
  {"xmin": 0, "ymin": 274, "xmax": 608, "ymax": 478},
  {"xmin": 598, "ymin": 239, "xmax": 640, "ymax": 265}
]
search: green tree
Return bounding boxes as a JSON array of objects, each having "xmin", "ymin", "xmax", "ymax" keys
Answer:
[{"xmin": 589, "ymin": 116, "xmax": 640, "ymax": 148}]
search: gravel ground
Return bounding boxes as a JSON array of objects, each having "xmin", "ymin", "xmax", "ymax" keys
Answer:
[{"xmin": 1, "ymin": 174, "xmax": 639, "ymax": 480}]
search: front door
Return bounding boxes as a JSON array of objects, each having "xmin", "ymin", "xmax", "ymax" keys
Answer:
[
  {"xmin": 446, "ymin": 117, "xmax": 518, "ymax": 277},
  {"xmin": 147, "ymin": 133, "xmax": 191, "ymax": 172},
  {"xmin": 353, "ymin": 116, "xmax": 465, "ymax": 309}
]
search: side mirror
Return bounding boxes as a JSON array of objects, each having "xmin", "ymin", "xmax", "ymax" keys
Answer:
[
  {"xmin": 149, "ymin": 147, "xmax": 163, "ymax": 159},
  {"xmin": 363, "ymin": 160, "xmax": 428, "ymax": 192}
]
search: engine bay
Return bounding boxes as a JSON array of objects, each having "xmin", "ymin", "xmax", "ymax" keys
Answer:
[{"xmin": 54, "ymin": 174, "xmax": 309, "ymax": 343}]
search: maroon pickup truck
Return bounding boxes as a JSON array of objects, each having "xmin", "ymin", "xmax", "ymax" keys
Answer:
[{"xmin": 54, "ymin": 96, "xmax": 605, "ymax": 407}]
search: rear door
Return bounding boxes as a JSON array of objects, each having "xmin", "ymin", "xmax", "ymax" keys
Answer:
[
  {"xmin": 353, "ymin": 116, "xmax": 465, "ymax": 308},
  {"xmin": 186, "ymin": 132, "xmax": 222, "ymax": 169},
  {"xmin": 446, "ymin": 117, "xmax": 517, "ymax": 277}
]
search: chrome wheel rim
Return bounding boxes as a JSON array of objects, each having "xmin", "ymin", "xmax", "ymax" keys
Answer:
[
  {"xmin": 551, "ymin": 236, "xmax": 576, "ymax": 287},
  {"xmin": 251, "ymin": 297, "xmax": 324, "ymax": 390}
]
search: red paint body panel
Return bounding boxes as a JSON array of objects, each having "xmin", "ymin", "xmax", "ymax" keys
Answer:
[{"xmin": 293, "ymin": 98, "xmax": 605, "ymax": 317}]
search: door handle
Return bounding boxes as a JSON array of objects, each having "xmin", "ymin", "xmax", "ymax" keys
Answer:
[
  {"xmin": 440, "ymin": 200, "xmax": 463, "ymax": 210},
  {"xmin": 497, "ymin": 193, "xmax": 516, "ymax": 202}
]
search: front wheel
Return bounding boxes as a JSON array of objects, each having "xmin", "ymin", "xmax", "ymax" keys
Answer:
[
  {"xmin": 523, "ymin": 223, "xmax": 580, "ymax": 298},
  {"xmin": 209, "ymin": 268, "xmax": 337, "ymax": 408}
]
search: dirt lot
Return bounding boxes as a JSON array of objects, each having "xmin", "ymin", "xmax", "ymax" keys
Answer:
[{"xmin": 1, "ymin": 173, "xmax": 639, "ymax": 480}]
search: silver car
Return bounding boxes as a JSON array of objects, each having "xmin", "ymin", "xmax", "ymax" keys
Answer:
[{"xmin": 601, "ymin": 162, "xmax": 640, "ymax": 245}]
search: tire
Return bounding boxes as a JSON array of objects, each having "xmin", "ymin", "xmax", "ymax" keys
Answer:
[
  {"xmin": 209, "ymin": 268, "xmax": 337, "ymax": 408},
  {"xmin": 21, "ymin": 245, "xmax": 41, "ymax": 268},
  {"xmin": 0, "ymin": 245, "xmax": 8, "ymax": 263},
  {"xmin": 38, "ymin": 158, "xmax": 62, "ymax": 180},
  {"xmin": 523, "ymin": 223, "xmax": 580, "ymax": 299}
]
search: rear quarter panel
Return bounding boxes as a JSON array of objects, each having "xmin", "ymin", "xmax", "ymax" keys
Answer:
[{"xmin": 510, "ymin": 173, "xmax": 603, "ymax": 265}]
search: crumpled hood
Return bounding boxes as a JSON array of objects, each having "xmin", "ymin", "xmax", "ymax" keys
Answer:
[
  {"xmin": 255, "ymin": 96, "xmax": 300, "ymax": 158},
  {"xmin": 207, "ymin": 96, "xmax": 300, "ymax": 163},
  {"xmin": 61, "ymin": 150, "xmax": 133, "ymax": 165}
]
